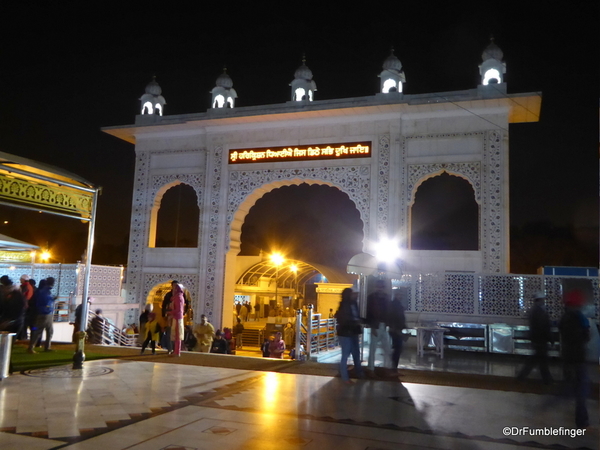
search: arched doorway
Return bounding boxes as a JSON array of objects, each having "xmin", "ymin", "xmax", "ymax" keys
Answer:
[
  {"xmin": 222, "ymin": 182, "xmax": 363, "ymax": 329},
  {"xmin": 145, "ymin": 281, "xmax": 195, "ymax": 330}
]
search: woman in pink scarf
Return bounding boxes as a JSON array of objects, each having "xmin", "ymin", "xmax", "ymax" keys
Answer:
[{"xmin": 169, "ymin": 283, "xmax": 185, "ymax": 356}]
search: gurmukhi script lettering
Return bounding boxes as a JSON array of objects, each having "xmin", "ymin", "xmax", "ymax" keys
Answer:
[{"xmin": 229, "ymin": 142, "xmax": 370, "ymax": 164}]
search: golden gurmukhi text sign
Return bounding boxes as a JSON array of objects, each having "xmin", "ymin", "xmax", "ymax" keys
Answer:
[{"xmin": 228, "ymin": 142, "xmax": 371, "ymax": 164}]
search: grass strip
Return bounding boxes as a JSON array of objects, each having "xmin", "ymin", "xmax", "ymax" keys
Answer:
[{"xmin": 9, "ymin": 343, "xmax": 120, "ymax": 372}]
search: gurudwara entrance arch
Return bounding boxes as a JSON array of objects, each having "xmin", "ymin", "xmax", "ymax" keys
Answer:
[{"xmin": 104, "ymin": 41, "xmax": 545, "ymax": 329}]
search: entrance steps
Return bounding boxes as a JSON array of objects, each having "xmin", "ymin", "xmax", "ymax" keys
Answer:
[{"xmin": 239, "ymin": 322, "xmax": 264, "ymax": 347}]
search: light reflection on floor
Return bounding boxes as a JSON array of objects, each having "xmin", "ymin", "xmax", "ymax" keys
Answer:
[{"xmin": 0, "ymin": 358, "xmax": 596, "ymax": 450}]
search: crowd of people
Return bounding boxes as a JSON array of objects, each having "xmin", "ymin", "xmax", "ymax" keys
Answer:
[{"xmin": 0, "ymin": 274, "xmax": 61, "ymax": 353}]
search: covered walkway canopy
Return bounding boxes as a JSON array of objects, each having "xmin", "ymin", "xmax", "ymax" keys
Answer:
[
  {"xmin": 0, "ymin": 151, "xmax": 97, "ymax": 220},
  {"xmin": 0, "ymin": 151, "xmax": 100, "ymax": 366}
]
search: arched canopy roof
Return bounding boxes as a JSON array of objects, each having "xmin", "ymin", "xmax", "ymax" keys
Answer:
[{"xmin": 237, "ymin": 258, "xmax": 355, "ymax": 286}]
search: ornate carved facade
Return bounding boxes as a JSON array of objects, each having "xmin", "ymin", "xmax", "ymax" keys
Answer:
[{"xmin": 105, "ymin": 78, "xmax": 540, "ymax": 327}]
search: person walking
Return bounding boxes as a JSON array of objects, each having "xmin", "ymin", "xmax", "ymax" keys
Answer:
[
  {"xmin": 283, "ymin": 321, "xmax": 294, "ymax": 350},
  {"xmin": 517, "ymin": 292, "xmax": 553, "ymax": 384},
  {"xmin": 17, "ymin": 274, "xmax": 33, "ymax": 339},
  {"xmin": 72, "ymin": 298, "xmax": 92, "ymax": 343},
  {"xmin": 169, "ymin": 283, "xmax": 185, "ymax": 356},
  {"xmin": 138, "ymin": 305, "xmax": 151, "ymax": 346},
  {"xmin": 0, "ymin": 275, "xmax": 25, "ymax": 334},
  {"xmin": 193, "ymin": 314, "xmax": 215, "ymax": 352},
  {"xmin": 335, "ymin": 288, "xmax": 365, "ymax": 383},
  {"xmin": 141, "ymin": 313, "xmax": 161, "ymax": 355},
  {"xmin": 28, "ymin": 277, "xmax": 56, "ymax": 353},
  {"xmin": 254, "ymin": 302, "xmax": 260, "ymax": 320},
  {"xmin": 161, "ymin": 281, "xmax": 177, "ymax": 354},
  {"xmin": 388, "ymin": 289, "xmax": 407, "ymax": 373},
  {"xmin": 239, "ymin": 302, "xmax": 248, "ymax": 322},
  {"xmin": 366, "ymin": 279, "xmax": 392, "ymax": 370},
  {"xmin": 25, "ymin": 278, "xmax": 37, "ymax": 342},
  {"xmin": 559, "ymin": 290, "xmax": 591, "ymax": 429},
  {"xmin": 233, "ymin": 317, "xmax": 244, "ymax": 349},
  {"xmin": 90, "ymin": 309, "xmax": 105, "ymax": 344}
]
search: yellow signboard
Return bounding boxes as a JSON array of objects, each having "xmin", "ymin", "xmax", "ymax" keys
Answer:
[
  {"xmin": 229, "ymin": 142, "xmax": 371, "ymax": 164},
  {"xmin": 0, "ymin": 250, "xmax": 32, "ymax": 263}
]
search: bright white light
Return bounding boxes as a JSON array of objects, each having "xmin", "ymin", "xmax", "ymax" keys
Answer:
[
  {"xmin": 382, "ymin": 79, "xmax": 396, "ymax": 93},
  {"xmin": 375, "ymin": 238, "xmax": 401, "ymax": 263},
  {"xmin": 214, "ymin": 94, "xmax": 225, "ymax": 108},
  {"xmin": 294, "ymin": 88, "xmax": 306, "ymax": 101},
  {"xmin": 155, "ymin": 104, "xmax": 163, "ymax": 116},
  {"xmin": 308, "ymin": 90, "xmax": 313, "ymax": 101},
  {"xmin": 142, "ymin": 101, "xmax": 153, "ymax": 114},
  {"xmin": 483, "ymin": 68, "xmax": 501, "ymax": 85}
]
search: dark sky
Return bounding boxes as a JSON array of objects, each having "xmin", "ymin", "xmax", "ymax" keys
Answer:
[{"xmin": 0, "ymin": 3, "xmax": 596, "ymax": 272}]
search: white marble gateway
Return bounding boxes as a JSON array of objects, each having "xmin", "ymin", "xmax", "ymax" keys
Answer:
[{"xmin": 103, "ymin": 41, "xmax": 541, "ymax": 328}]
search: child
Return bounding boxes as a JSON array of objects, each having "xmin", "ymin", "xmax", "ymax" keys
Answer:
[{"xmin": 141, "ymin": 313, "xmax": 161, "ymax": 355}]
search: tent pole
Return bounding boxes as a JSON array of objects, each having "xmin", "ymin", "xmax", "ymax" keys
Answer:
[{"xmin": 73, "ymin": 188, "xmax": 99, "ymax": 369}]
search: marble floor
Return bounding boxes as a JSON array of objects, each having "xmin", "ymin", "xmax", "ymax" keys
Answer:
[{"xmin": 0, "ymin": 356, "xmax": 597, "ymax": 450}]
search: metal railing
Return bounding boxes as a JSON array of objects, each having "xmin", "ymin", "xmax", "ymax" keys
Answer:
[
  {"xmin": 87, "ymin": 312, "xmax": 137, "ymax": 347},
  {"xmin": 296, "ymin": 304, "xmax": 339, "ymax": 360}
]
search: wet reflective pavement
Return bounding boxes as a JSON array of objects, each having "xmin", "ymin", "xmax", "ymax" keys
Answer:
[{"xmin": 0, "ymin": 348, "xmax": 597, "ymax": 450}]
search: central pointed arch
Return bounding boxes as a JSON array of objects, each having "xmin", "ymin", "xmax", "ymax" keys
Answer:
[
  {"xmin": 222, "ymin": 177, "xmax": 366, "ymax": 328},
  {"xmin": 227, "ymin": 177, "xmax": 369, "ymax": 255}
]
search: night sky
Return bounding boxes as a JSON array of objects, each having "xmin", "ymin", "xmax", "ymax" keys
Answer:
[{"xmin": 0, "ymin": 3, "xmax": 596, "ymax": 273}]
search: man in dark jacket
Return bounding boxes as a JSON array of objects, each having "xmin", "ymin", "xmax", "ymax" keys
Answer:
[
  {"xmin": 559, "ymin": 290, "xmax": 590, "ymax": 429},
  {"xmin": 233, "ymin": 317, "xmax": 244, "ymax": 349},
  {"xmin": 366, "ymin": 279, "xmax": 391, "ymax": 370},
  {"xmin": 28, "ymin": 277, "xmax": 56, "ymax": 353},
  {"xmin": 388, "ymin": 289, "xmax": 408, "ymax": 371},
  {"xmin": 517, "ymin": 291, "xmax": 553, "ymax": 384},
  {"xmin": 210, "ymin": 330, "xmax": 230, "ymax": 354},
  {"xmin": 0, "ymin": 275, "xmax": 25, "ymax": 334}
]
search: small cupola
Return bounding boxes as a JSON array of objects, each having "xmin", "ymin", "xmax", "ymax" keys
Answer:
[
  {"xmin": 140, "ymin": 76, "xmax": 166, "ymax": 116},
  {"xmin": 479, "ymin": 37, "xmax": 506, "ymax": 86},
  {"xmin": 290, "ymin": 55, "xmax": 317, "ymax": 101},
  {"xmin": 379, "ymin": 48, "xmax": 406, "ymax": 93},
  {"xmin": 211, "ymin": 68, "xmax": 237, "ymax": 108}
]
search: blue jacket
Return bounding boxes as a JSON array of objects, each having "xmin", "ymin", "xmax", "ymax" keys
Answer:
[{"xmin": 34, "ymin": 285, "xmax": 54, "ymax": 315}]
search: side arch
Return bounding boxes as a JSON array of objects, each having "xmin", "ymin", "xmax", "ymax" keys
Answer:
[
  {"xmin": 407, "ymin": 163, "xmax": 481, "ymax": 207},
  {"xmin": 148, "ymin": 179, "xmax": 202, "ymax": 247},
  {"xmin": 409, "ymin": 171, "xmax": 480, "ymax": 250}
]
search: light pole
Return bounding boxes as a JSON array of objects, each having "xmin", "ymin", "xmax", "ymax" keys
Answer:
[
  {"xmin": 270, "ymin": 253, "xmax": 284, "ymax": 309},
  {"xmin": 290, "ymin": 264, "xmax": 298, "ymax": 309}
]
